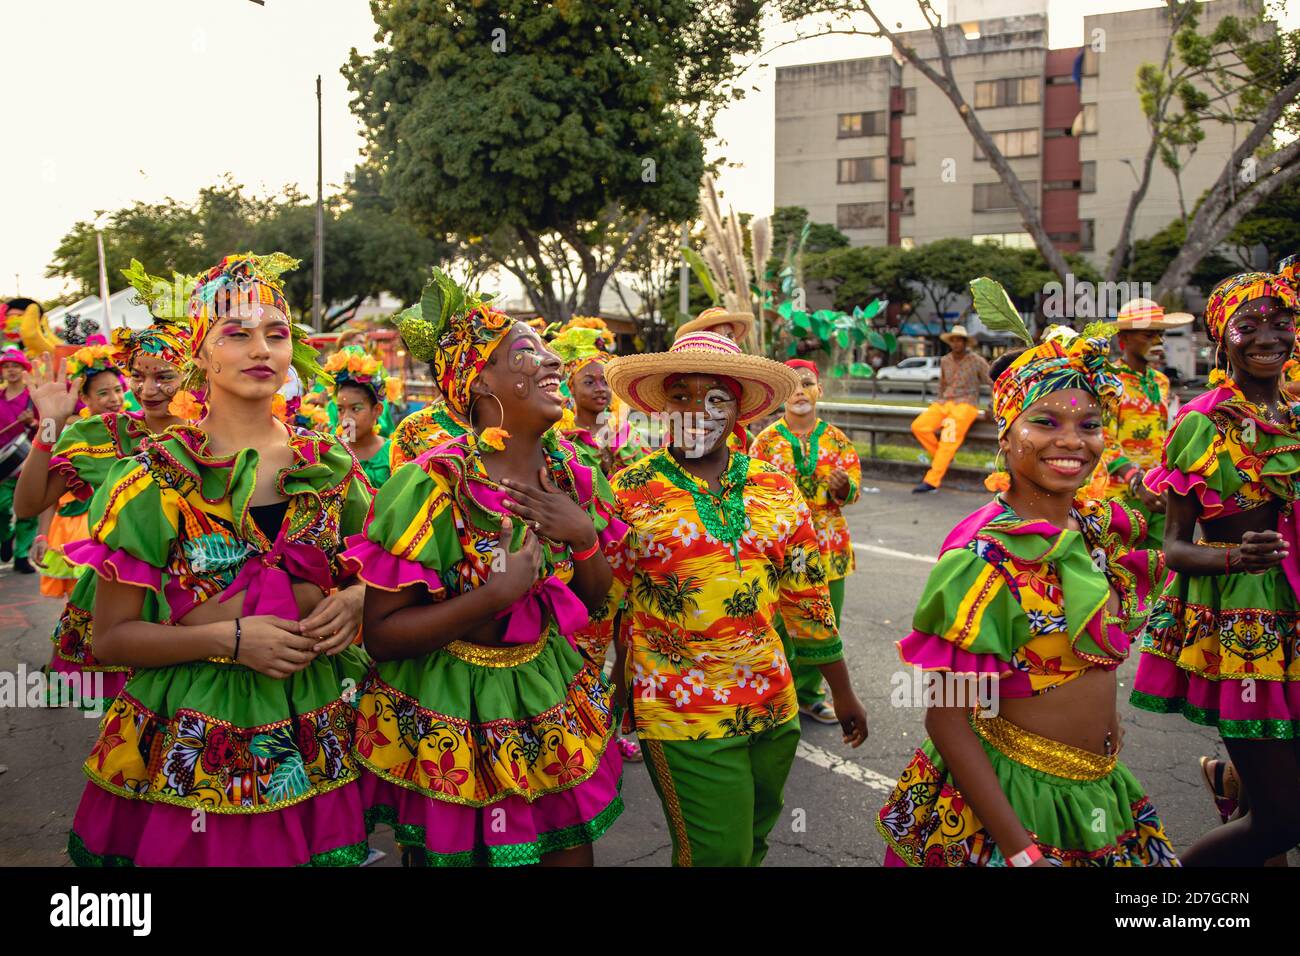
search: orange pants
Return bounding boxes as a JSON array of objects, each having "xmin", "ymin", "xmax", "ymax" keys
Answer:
[{"xmin": 910, "ymin": 402, "xmax": 980, "ymax": 488}]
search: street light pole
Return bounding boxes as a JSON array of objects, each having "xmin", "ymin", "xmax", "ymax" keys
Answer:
[
  {"xmin": 94, "ymin": 215, "xmax": 113, "ymax": 333},
  {"xmin": 313, "ymin": 74, "xmax": 324, "ymax": 333}
]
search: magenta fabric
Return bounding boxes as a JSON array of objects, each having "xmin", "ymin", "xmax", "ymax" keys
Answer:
[
  {"xmin": 883, "ymin": 847, "xmax": 909, "ymax": 867},
  {"xmin": 358, "ymin": 737, "xmax": 622, "ymax": 859},
  {"xmin": 62, "ymin": 539, "xmax": 163, "ymax": 591},
  {"xmin": 1143, "ymin": 461, "xmax": 1232, "ymax": 518},
  {"xmin": 218, "ymin": 536, "xmax": 334, "ymax": 620},
  {"xmin": 1133, "ymin": 652, "xmax": 1300, "ymax": 724},
  {"xmin": 46, "ymin": 655, "xmax": 128, "ymax": 702},
  {"xmin": 343, "ymin": 534, "xmax": 446, "ymax": 594},
  {"xmin": 897, "ymin": 630, "xmax": 1016, "ymax": 680},
  {"xmin": 497, "ymin": 575, "xmax": 590, "ymax": 649},
  {"xmin": 49, "ymin": 455, "xmax": 95, "ymax": 501},
  {"xmin": 71, "ymin": 779, "xmax": 367, "ymax": 866},
  {"xmin": 0, "ymin": 385, "xmax": 34, "ymax": 446},
  {"xmin": 938, "ymin": 500, "xmax": 1010, "ymax": 554}
]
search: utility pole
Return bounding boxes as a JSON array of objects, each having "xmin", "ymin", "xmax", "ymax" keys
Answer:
[{"xmin": 313, "ymin": 74, "xmax": 325, "ymax": 332}]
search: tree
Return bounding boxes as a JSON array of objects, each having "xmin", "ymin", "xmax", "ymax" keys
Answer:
[
  {"xmin": 345, "ymin": 0, "xmax": 765, "ymax": 323},
  {"xmin": 770, "ymin": 206, "xmax": 850, "ymax": 258},
  {"xmin": 804, "ymin": 244, "xmax": 911, "ymax": 313},
  {"xmin": 607, "ymin": 219, "xmax": 685, "ymax": 352}
]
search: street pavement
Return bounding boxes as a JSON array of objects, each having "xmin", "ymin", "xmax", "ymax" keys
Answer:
[{"xmin": 0, "ymin": 478, "xmax": 1233, "ymax": 866}]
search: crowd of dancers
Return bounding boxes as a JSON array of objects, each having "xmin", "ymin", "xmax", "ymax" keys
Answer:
[{"xmin": 0, "ymin": 248, "xmax": 1296, "ymax": 867}]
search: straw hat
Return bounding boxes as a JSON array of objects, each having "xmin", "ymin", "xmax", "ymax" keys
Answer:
[
  {"xmin": 939, "ymin": 324, "xmax": 974, "ymax": 345},
  {"xmin": 606, "ymin": 330, "xmax": 799, "ymax": 424},
  {"xmin": 674, "ymin": 306, "xmax": 756, "ymax": 341},
  {"xmin": 1115, "ymin": 298, "xmax": 1193, "ymax": 331}
]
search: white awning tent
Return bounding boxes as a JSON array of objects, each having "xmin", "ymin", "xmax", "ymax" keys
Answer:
[{"xmin": 45, "ymin": 288, "xmax": 152, "ymax": 337}]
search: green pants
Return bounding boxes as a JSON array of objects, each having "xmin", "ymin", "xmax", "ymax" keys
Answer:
[
  {"xmin": 0, "ymin": 477, "xmax": 37, "ymax": 560},
  {"xmin": 785, "ymin": 576, "xmax": 845, "ymax": 708},
  {"xmin": 642, "ymin": 718, "xmax": 801, "ymax": 866}
]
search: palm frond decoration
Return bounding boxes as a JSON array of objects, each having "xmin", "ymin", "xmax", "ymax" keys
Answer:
[{"xmin": 969, "ymin": 276, "xmax": 1033, "ymax": 347}]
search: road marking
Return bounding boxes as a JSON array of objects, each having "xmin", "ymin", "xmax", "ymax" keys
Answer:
[
  {"xmin": 852, "ymin": 542, "xmax": 937, "ymax": 565},
  {"xmin": 795, "ymin": 740, "xmax": 897, "ymax": 794}
]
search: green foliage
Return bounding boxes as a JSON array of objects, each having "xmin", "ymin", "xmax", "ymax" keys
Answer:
[
  {"xmin": 969, "ymin": 277, "xmax": 1032, "ymax": 346},
  {"xmin": 769, "ymin": 206, "xmax": 850, "ymax": 259}
]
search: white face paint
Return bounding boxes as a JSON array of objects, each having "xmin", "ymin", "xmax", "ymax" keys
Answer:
[{"xmin": 679, "ymin": 387, "xmax": 735, "ymax": 456}]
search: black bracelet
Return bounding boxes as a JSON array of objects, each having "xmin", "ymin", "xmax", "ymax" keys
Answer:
[{"xmin": 233, "ymin": 617, "xmax": 242, "ymax": 661}]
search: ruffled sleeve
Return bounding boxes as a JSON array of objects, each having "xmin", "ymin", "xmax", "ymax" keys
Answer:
[
  {"xmin": 1143, "ymin": 411, "xmax": 1232, "ymax": 519},
  {"xmin": 341, "ymin": 462, "xmax": 463, "ymax": 595},
  {"xmin": 896, "ymin": 546, "xmax": 1027, "ymax": 679},
  {"xmin": 49, "ymin": 414, "xmax": 123, "ymax": 501},
  {"xmin": 63, "ymin": 452, "xmax": 178, "ymax": 591}
]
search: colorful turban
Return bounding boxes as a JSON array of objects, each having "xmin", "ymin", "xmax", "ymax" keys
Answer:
[
  {"xmin": 1202, "ymin": 271, "xmax": 1298, "ymax": 347},
  {"xmin": 991, "ymin": 325, "xmax": 1121, "ymax": 439},
  {"xmin": 324, "ymin": 345, "xmax": 399, "ymax": 404},
  {"xmin": 1277, "ymin": 254, "xmax": 1298, "ymax": 292},
  {"xmin": 65, "ymin": 343, "xmax": 124, "ymax": 383},
  {"xmin": 185, "ymin": 252, "xmax": 324, "ymax": 389},
  {"xmin": 394, "ymin": 269, "xmax": 513, "ymax": 419},
  {"xmin": 550, "ymin": 326, "xmax": 611, "ymax": 383},
  {"xmin": 116, "ymin": 259, "xmax": 194, "ymax": 370}
]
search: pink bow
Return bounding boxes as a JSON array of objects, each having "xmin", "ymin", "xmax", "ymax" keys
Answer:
[
  {"xmin": 497, "ymin": 576, "xmax": 590, "ymax": 651},
  {"xmin": 219, "ymin": 536, "xmax": 334, "ymax": 619}
]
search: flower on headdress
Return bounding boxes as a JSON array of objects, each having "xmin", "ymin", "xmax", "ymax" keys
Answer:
[
  {"xmin": 479, "ymin": 427, "xmax": 511, "ymax": 452},
  {"xmin": 65, "ymin": 343, "xmax": 122, "ymax": 379},
  {"xmin": 385, "ymin": 377, "xmax": 403, "ymax": 402},
  {"xmin": 271, "ymin": 393, "xmax": 289, "ymax": 424},
  {"xmin": 168, "ymin": 389, "xmax": 205, "ymax": 422}
]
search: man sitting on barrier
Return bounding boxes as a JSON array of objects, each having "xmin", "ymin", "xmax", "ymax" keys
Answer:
[{"xmin": 909, "ymin": 324, "xmax": 991, "ymax": 494}]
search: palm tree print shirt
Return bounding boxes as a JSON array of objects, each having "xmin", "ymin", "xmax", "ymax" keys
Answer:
[
  {"xmin": 596, "ymin": 449, "xmax": 843, "ymax": 740},
  {"xmin": 1100, "ymin": 364, "xmax": 1172, "ymax": 496}
]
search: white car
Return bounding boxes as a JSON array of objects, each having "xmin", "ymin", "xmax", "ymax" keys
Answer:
[{"xmin": 875, "ymin": 356, "xmax": 942, "ymax": 391}]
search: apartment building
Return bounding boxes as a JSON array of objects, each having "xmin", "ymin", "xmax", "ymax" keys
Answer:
[{"xmin": 774, "ymin": 0, "xmax": 1261, "ymax": 269}]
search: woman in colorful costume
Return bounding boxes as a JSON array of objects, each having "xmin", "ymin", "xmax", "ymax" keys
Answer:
[
  {"xmin": 550, "ymin": 325, "xmax": 650, "ymax": 478},
  {"xmin": 749, "ymin": 359, "xmax": 861, "ymax": 724},
  {"xmin": 1130, "ymin": 271, "xmax": 1300, "ymax": 866},
  {"xmin": 344, "ymin": 270, "xmax": 625, "ymax": 867},
  {"xmin": 324, "ymin": 345, "xmax": 399, "ymax": 490},
  {"xmin": 63, "ymin": 252, "xmax": 373, "ymax": 866},
  {"xmin": 16, "ymin": 262, "xmax": 194, "ymax": 707},
  {"xmin": 598, "ymin": 331, "xmax": 869, "ymax": 866},
  {"xmin": 877, "ymin": 278, "xmax": 1177, "ymax": 867},
  {"xmin": 31, "ymin": 344, "xmax": 125, "ymax": 599}
]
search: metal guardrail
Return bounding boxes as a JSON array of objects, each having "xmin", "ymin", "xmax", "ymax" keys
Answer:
[{"xmin": 817, "ymin": 401, "xmax": 999, "ymax": 459}]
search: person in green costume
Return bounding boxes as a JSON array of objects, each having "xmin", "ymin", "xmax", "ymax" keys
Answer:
[{"xmin": 324, "ymin": 345, "xmax": 394, "ymax": 490}]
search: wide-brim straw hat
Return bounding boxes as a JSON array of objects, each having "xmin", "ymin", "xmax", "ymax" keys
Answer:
[
  {"xmin": 939, "ymin": 324, "xmax": 974, "ymax": 345},
  {"xmin": 606, "ymin": 330, "xmax": 799, "ymax": 424},
  {"xmin": 1115, "ymin": 298, "xmax": 1193, "ymax": 330},
  {"xmin": 674, "ymin": 306, "xmax": 756, "ymax": 341}
]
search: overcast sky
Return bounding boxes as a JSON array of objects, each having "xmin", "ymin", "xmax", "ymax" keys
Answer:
[{"xmin": 4, "ymin": 0, "xmax": 1291, "ymax": 302}]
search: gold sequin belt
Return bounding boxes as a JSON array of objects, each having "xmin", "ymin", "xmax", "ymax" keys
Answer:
[
  {"xmin": 971, "ymin": 713, "xmax": 1117, "ymax": 781},
  {"xmin": 443, "ymin": 629, "xmax": 550, "ymax": 668}
]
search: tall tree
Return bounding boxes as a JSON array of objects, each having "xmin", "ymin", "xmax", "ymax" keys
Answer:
[{"xmin": 344, "ymin": 0, "xmax": 764, "ymax": 322}]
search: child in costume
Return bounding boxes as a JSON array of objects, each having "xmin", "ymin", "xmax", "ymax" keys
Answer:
[
  {"xmin": 324, "ymin": 345, "xmax": 400, "ymax": 490},
  {"xmin": 343, "ymin": 270, "xmax": 625, "ymax": 867},
  {"xmin": 599, "ymin": 331, "xmax": 869, "ymax": 866},
  {"xmin": 749, "ymin": 359, "xmax": 861, "ymax": 724},
  {"xmin": 0, "ymin": 344, "xmax": 38, "ymax": 574},
  {"xmin": 31, "ymin": 344, "xmax": 125, "ymax": 599},
  {"xmin": 1131, "ymin": 271, "xmax": 1300, "ymax": 866},
  {"xmin": 63, "ymin": 252, "xmax": 373, "ymax": 866},
  {"xmin": 877, "ymin": 279, "xmax": 1177, "ymax": 867},
  {"xmin": 16, "ymin": 262, "xmax": 195, "ymax": 708}
]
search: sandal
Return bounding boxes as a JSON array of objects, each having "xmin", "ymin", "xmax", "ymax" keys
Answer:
[
  {"xmin": 800, "ymin": 700, "xmax": 839, "ymax": 725},
  {"xmin": 616, "ymin": 736, "xmax": 643, "ymax": 763},
  {"xmin": 1199, "ymin": 756, "xmax": 1239, "ymax": 825}
]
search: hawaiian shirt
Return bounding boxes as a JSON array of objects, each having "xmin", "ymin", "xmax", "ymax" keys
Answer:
[
  {"xmin": 389, "ymin": 400, "xmax": 468, "ymax": 471},
  {"xmin": 749, "ymin": 417, "xmax": 862, "ymax": 580},
  {"xmin": 1100, "ymin": 363, "xmax": 1171, "ymax": 497},
  {"xmin": 939, "ymin": 351, "xmax": 990, "ymax": 406},
  {"xmin": 592, "ymin": 448, "xmax": 843, "ymax": 740}
]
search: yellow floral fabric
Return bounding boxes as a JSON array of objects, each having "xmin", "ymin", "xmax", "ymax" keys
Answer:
[
  {"xmin": 389, "ymin": 400, "xmax": 468, "ymax": 471},
  {"xmin": 1100, "ymin": 364, "xmax": 1171, "ymax": 496},
  {"xmin": 749, "ymin": 417, "xmax": 862, "ymax": 580},
  {"xmin": 592, "ymin": 449, "xmax": 842, "ymax": 740}
]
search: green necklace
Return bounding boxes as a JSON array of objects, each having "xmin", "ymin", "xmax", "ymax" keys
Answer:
[
  {"xmin": 776, "ymin": 419, "xmax": 826, "ymax": 499},
  {"xmin": 653, "ymin": 449, "xmax": 750, "ymax": 570}
]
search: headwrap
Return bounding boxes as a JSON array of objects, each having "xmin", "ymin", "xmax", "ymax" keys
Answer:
[
  {"xmin": 394, "ymin": 269, "xmax": 513, "ymax": 420},
  {"xmin": 1276, "ymin": 254, "xmax": 1298, "ymax": 292},
  {"xmin": 555, "ymin": 316, "xmax": 615, "ymax": 352},
  {"xmin": 550, "ymin": 326, "xmax": 611, "ymax": 383},
  {"xmin": 186, "ymin": 252, "xmax": 324, "ymax": 389},
  {"xmin": 324, "ymin": 345, "xmax": 400, "ymax": 405},
  {"xmin": 65, "ymin": 343, "xmax": 124, "ymax": 383},
  {"xmin": 116, "ymin": 259, "xmax": 194, "ymax": 370},
  {"xmin": 786, "ymin": 359, "xmax": 819, "ymax": 379},
  {"xmin": 1202, "ymin": 271, "xmax": 1299, "ymax": 347},
  {"xmin": 991, "ymin": 325, "xmax": 1121, "ymax": 439}
]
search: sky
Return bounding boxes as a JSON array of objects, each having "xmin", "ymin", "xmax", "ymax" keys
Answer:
[{"xmin": 3, "ymin": 0, "xmax": 1294, "ymax": 302}]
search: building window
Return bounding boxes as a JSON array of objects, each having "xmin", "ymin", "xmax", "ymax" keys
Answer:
[
  {"xmin": 974, "ymin": 77, "xmax": 1040, "ymax": 109},
  {"xmin": 902, "ymin": 138, "xmax": 916, "ymax": 165},
  {"xmin": 1081, "ymin": 160, "xmax": 1096, "ymax": 193},
  {"xmin": 1080, "ymin": 103, "xmax": 1098, "ymax": 134},
  {"xmin": 903, "ymin": 87, "xmax": 917, "ymax": 115},
  {"xmin": 973, "ymin": 180, "xmax": 1037, "ymax": 212},
  {"xmin": 974, "ymin": 128, "xmax": 1040, "ymax": 160},
  {"xmin": 893, "ymin": 188, "xmax": 915, "ymax": 216},
  {"xmin": 838, "ymin": 156, "xmax": 887, "ymax": 183},
  {"xmin": 1047, "ymin": 231, "xmax": 1080, "ymax": 243},
  {"xmin": 837, "ymin": 202, "xmax": 888, "ymax": 229},
  {"xmin": 838, "ymin": 111, "xmax": 887, "ymax": 138},
  {"xmin": 1043, "ymin": 179, "xmax": 1076, "ymax": 191},
  {"xmin": 973, "ymin": 232, "xmax": 1035, "ymax": 249},
  {"xmin": 1082, "ymin": 47, "xmax": 1099, "ymax": 77},
  {"xmin": 1080, "ymin": 219, "xmax": 1095, "ymax": 251}
]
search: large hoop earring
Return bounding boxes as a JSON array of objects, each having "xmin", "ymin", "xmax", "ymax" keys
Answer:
[{"xmin": 467, "ymin": 392, "xmax": 505, "ymax": 434}]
